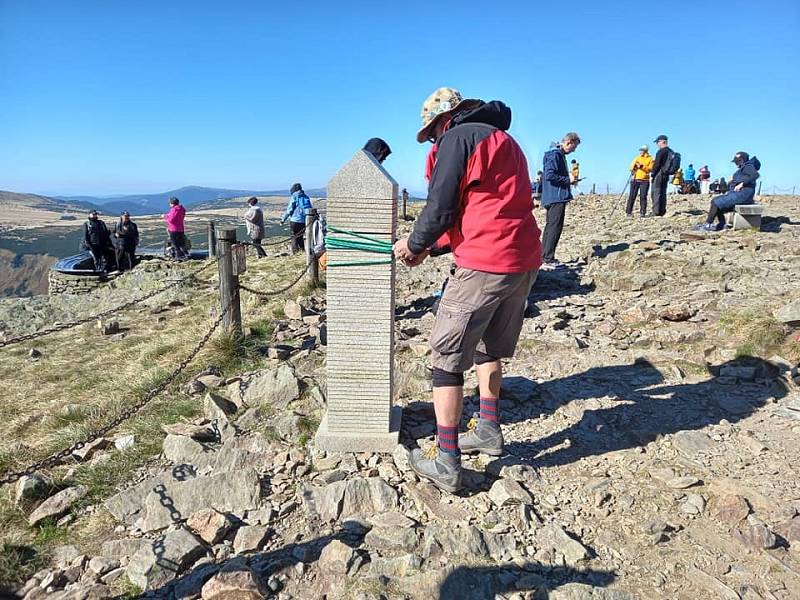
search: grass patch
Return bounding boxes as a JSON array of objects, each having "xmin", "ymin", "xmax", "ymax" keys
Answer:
[
  {"xmin": 0, "ymin": 542, "xmax": 46, "ymax": 586},
  {"xmin": 34, "ymin": 519, "xmax": 70, "ymax": 545},
  {"xmin": 719, "ymin": 311, "xmax": 793, "ymax": 358},
  {"xmin": 248, "ymin": 319, "xmax": 276, "ymax": 339}
]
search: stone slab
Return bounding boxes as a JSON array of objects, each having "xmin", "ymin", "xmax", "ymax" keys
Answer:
[
  {"xmin": 315, "ymin": 406, "xmax": 402, "ymax": 452},
  {"xmin": 731, "ymin": 212, "xmax": 761, "ymax": 230},
  {"xmin": 735, "ymin": 204, "xmax": 763, "ymax": 215}
]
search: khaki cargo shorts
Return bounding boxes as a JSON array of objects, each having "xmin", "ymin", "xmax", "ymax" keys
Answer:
[{"xmin": 430, "ymin": 267, "xmax": 538, "ymax": 373}]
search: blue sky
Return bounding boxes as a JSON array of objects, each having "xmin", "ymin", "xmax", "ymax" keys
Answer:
[{"xmin": 1, "ymin": 0, "xmax": 798, "ymax": 196}]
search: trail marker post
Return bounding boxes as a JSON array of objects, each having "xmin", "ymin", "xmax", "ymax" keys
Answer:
[{"xmin": 207, "ymin": 221, "xmax": 217, "ymax": 257}]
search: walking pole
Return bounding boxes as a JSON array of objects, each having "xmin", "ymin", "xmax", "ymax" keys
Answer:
[{"xmin": 610, "ymin": 175, "xmax": 632, "ymax": 216}]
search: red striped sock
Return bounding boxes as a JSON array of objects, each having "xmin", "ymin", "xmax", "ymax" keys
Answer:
[
  {"xmin": 437, "ymin": 424, "xmax": 460, "ymax": 457},
  {"xmin": 480, "ymin": 397, "xmax": 500, "ymax": 422}
]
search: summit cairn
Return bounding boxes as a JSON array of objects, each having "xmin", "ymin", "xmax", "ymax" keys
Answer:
[{"xmin": 315, "ymin": 149, "xmax": 402, "ymax": 452}]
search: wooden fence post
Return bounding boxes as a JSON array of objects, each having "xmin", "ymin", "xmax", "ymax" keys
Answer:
[
  {"xmin": 216, "ymin": 227, "xmax": 242, "ymax": 337},
  {"xmin": 591, "ymin": 183, "xmax": 596, "ymax": 194},
  {"xmin": 305, "ymin": 209, "xmax": 320, "ymax": 287},
  {"xmin": 402, "ymin": 189, "xmax": 408, "ymax": 221},
  {"xmin": 207, "ymin": 221, "xmax": 217, "ymax": 257}
]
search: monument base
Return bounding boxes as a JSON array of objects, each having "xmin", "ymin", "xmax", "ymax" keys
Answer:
[{"xmin": 314, "ymin": 406, "xmax": 402, "ymax": 453}]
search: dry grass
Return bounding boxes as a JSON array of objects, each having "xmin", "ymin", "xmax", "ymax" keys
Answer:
[
  {"xmin": 718, "ymin": 310, "xmax": 798, "ymax": 360},
  {"xmin": 0, "ymin": 251, "xmax": 321, "ymax": 583}
]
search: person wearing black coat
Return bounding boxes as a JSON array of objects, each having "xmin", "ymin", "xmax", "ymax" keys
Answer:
[
  {"xmin": 362, "ymin": 137, "xmax": 392, "ymax": 164},
  {"xmin": 83, "ymin": 210, "xmax": 113, "ymax": 272},
  {"xmin": 113, "ymin": 211, "xmax": 139, "ymax": 271}
]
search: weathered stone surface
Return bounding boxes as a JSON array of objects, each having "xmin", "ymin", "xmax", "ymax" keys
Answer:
[
  {"xmin": 712, "ymin": 495, "xmax": 751, "ymax": 525},
  {"xmin": 550, "ymin": 584, "xmax": 634, "ymax": 600},
  {"xmin": 126, "ymin": 527, "xmax": 206, "ymax": 591},
  {"xmin": 230, "ymin": 365, "xmax": 300, "ymax": 410},
  {"xmin": 537, "ymin": 523, "xmax": 591, "ymax": 565},
  {"xmin": 87, "ymin": 556, "xmax": 120, "ymax": 576},
  {"xmin": 423, "ymin": 525, "xmax": 488, "ymax": 559},
  {"xmin": 203, "ymin": 393, "xmax": 236, "ymax": 441},
  {"xmin": 162, "ymin": 423, "xmax": 217, "ymax": 442},
  {"xmin": 775, "ymin": 298, "xmax": 800, "ymax": 324},
  {"xmin": 163, "ymin": 433, "xmax": 210, "ymax": 463},
  {"xmin": 138, "ymin": 468, "xmax": 262, "ymax": 532},
  {"xmin": 201, "ymin": 561, "xmax": 267, "ymax": 600},
  {"xmin": 233, "ymin": 525, "xmax": 270, "ymax": 554},
  {"xmin": 14, "ymin": 474, "xmax": 49, "ymax": 505},
  {"xmin": 364, "ymin": 525, "xmax": 418, "ymax": 553},
  {"xmin": 113, "ymin": 434, "xmax": 135, "ymax": 451},
  {"xmin": 104, "ymin": 469, "xmax": 196, "ymax": 524},
  {"xmin": 488, "ymin": 478, "xmax": 533, "ymax": 506},
  {"xmin": 100, "ymin": 538, "xmax": 148, "ymax": 561},
  {"xmin": 318, "ymin": 539, "xmax": 356, "ymax": 574},
  {"xmin": 369, "ymin": 511, "xmax": 416, "ymax": 529},
  {"xmin": 732, "ymin": 523, "xmax": 778, "ymax": 551},
  {"xmin": 187, "ymin": 509, "xmax": 234, "ymax": 545},
  {"xmin": 298, "ymin": 476, "xmax": 397, "ymax": 521},
  {"xmin": 672, "ymin": 430, "xmax": 715, "ymax": 457},
  {"xmin": 72, "ymin": 437, "xmax": 110, "ymax": 461},
  {"xmin": 28, "ymin": 486, "xmax": 87, "ymax": 526}
]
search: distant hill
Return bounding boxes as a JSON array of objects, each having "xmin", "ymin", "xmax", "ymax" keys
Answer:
[
  {"xmin": 55, "ymin": 185, "xmax": 327, "ymax": 216},
  {"xmin": 0, "ymin": 190, "xmax": 100, "ymax": 214}
]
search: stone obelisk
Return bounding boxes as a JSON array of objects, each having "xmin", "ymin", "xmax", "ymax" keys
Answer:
[{"xmin": 314, "ymin": 149, "xmax": 401, "ymax": 452}]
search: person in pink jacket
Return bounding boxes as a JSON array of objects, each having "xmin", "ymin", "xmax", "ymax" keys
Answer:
[{"xmin": 163, "ymin": 197, "xmax": 188, "ymax": 259}]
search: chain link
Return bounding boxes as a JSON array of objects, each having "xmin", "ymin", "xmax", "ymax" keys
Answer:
[
  {"xmin": 0, "ymin": 260, "xmax": 216, "ymax": 349},
  {"xmin": 0, "ymin": 297, "xmax": 230, "ymax": 486},
  {"xmin": 238, "ymin": 262, "xmax": 311, "ymax": 298}
]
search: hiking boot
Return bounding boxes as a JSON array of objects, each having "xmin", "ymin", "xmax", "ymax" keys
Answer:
[
  {"xmin": 409, "ymin": 445, "xmax": 462, "ymax": 493},
  {"xmin": 459, "ymin": 414, "xmax": 504, "ymax": 456},
  {"xmin": 625, "ymin": 212, "xmax": 634, "ymax": 218}
]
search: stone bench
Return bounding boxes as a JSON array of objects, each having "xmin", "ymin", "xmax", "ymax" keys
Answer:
[{"xmin": 728, "ymin": 204, "xmax": 763, "ymax": 230}]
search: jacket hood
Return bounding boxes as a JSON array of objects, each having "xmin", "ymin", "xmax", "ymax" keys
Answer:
[
  {"xmin": 452, "ymin": 100, "xmax": 511, "ymax": 131},
  {"xmin": 363, "ymin": 138, "xmax": 392, "ymax": 163},
  {"xmin": 748, "ymin": 156, "xmax": 761, "ymax": 171}
]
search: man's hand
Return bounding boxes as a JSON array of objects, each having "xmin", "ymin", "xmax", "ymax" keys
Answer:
[
  {"xmin": 393, "ymin": 237, "xmax": 429, "ymax": 268},
  {"xmin": 734, "ymin": 183, "xmax": 744, "ymax": 192}
]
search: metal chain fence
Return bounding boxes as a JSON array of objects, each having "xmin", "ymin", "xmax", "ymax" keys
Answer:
[{"xmin": 238, "ymin": 262, "xmax": 311, "ymax": 298}]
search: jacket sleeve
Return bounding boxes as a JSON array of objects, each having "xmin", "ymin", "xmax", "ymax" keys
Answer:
[
  {"xmin": 407, "ymin": 132, "xmax": 471, "ymax": 254},
  {"xmin": 629, "ymin": 157, "xmax": 638, "ymax": 173},
  {"xmin": 738, "ymin": 163, "xmax": 759, "ymax": 185},
  {"xmin": 282, "ymin": 197, "xmax": 296, "ymax": 222},
  {"xmin": 83, "ymin": 224, "xmax": 90, "ymax": 245},
  {"xmin": 651, "ymin": 149, "xmax": 665, "ymax": 175},
  {"xmin": 544, "ymin": 151, "xmax": 571, "ymax": 188}
]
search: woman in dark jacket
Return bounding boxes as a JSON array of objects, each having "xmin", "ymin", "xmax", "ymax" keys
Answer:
[{"xmin": 113, "ymin": 211, "xmax": 139, "ymax": 271}]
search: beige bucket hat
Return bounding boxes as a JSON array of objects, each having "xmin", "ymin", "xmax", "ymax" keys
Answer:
[{"xmin": 416, "ymin": 87, "xmax": 481, "ymax": 143}]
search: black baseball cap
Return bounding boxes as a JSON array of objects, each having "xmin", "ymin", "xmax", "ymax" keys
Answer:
[
  {"xmin": 732, "ymin": 151, "xmax": 749, "ymax": 163},
  {"xmin": 654, "ymin": 134, "xmax": 668, "ymax": 142}
]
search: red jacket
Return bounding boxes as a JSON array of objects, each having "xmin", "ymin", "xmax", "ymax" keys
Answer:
[{"xmin": 410, "ymin": 101, "xmax": 541, "ymax": 273}]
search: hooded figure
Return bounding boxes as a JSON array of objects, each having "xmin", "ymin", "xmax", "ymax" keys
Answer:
[
  {"xmin": 282, "ymin": 183, "xmax": 313, "ymax": 252},
  {"xmin": 362, "ymin": 138, "xmax": 392, "ymax": 164},
  {"xmin": 692, "ymin": 152, "xmax": 761, "ymax": 232}
]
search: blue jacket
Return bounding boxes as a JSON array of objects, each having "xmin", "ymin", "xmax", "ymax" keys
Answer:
[
  {"xmin": 541, "ymin": 147, "xmax": 573, "ymax": 207},
  {"xmin": 282, "ymin": 191, "xmax": 312, "ymax": 224},
  {"xmin": 684, "ymin": 166, "xmax": 695, "ymax": 181}
]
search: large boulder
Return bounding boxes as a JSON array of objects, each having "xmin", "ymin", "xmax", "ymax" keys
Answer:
[
  {"xmin": 227, "ymin": 365, "xmax": 300, "ymax": 410},
  {"xmin": 298, "ymin": 477, "xmax": 398, "ymax": 522},
  {"xmin": 201, "ymin": 561, "xmax": 268, "ymax": 599}
]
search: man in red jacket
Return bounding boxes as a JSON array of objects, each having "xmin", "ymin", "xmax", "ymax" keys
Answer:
[{"xmin": 394, "ymin": 87, "xmax": 542, "ymax": 493}]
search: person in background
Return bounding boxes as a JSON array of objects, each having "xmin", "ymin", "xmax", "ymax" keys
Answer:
[
  {"xmin": 163, "ymin": 197, "xmax": 188, "ymax": 259},
  {"xmin": 531, "ymin": 171, "xmax": 543, "ymax": 207},
  {"xmin": 671, "ymin": 167, "xmax": 684, "ymax": 193},
  {"xmin": 244, "ymin": 196, "xmax": 267, "ymax": 258},
  {"xmin": 650, "ymin": 134, "xmax": 673, "ymax": 216},
  {"xmin": 692, "ymin": 152, "xmax": 760, "ymax": 232},
  {"xmin": 540, "ymin": 132, "xmax": 581, "ymax": 270},
  {"xmin": 363, "ymin": 137, "xmax": 392, "ymax": 164},
  {"xmin": 113, "ymin": 211, "xmax": 139, "ymax": 271},
  {"xmin": 684, "ymin": 163, "xmax": 696, "ymax": 183},
  {"xmin": 699, "ymin": 165, "xmax": 711, "ymax": 194},
  {"xmin": 393, "ymin": 86, "xmax": 541, "ymax": 493},
  {"xmin": 626, "ymin": 145, "xmax": 654, "ymax": 217},
  {"xmin": 83, "ymin": 209, "xmax": 113, "ymax": 273},
  {"xmin": 570, "ymin": 159, "xmax": 582, "ymax": 194},
  {"xmin": 282, "ymin": 183, "xmax": 313, "ymax": 253}
]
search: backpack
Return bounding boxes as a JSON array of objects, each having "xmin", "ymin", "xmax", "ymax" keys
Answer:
[{"xmin": 666, "ymin": 151, "xmax": 681, "ymax": 176}]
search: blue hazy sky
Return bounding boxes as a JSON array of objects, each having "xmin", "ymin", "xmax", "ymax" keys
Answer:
[{"xmin": 1, "ymin": 0, "xmax": 798, "ymax": 197}]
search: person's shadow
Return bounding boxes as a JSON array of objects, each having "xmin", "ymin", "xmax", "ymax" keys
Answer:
[{"xmin": 497, "ymin": 357, "xmax": 787, "ymax": 469}]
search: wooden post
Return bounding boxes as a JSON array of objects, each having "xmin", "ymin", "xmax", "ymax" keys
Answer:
[
  {"xmin": 402, "ymin": 189, "xmax": 408, "ymax": 221},
  {"xmin": 207, "ymin": 221, "xmax": 217, "ymax": 257},
  {"xmin": 756, "ymin": 181, "xmax": 762, "ymax": 196},
  {"xmin": 305, "ymin": 208, "xmax": 320, "ymax": 287},
  {"xmin": 216, "ymin": 227, "xmax": 242, "ymax": 337},
  {"xmin": 606, "ymin": 183, "xmax": 610, "ymax": 194},
  {"xmin": 591, "ymin": 183, "xmax": 596, "ymax": 194}
]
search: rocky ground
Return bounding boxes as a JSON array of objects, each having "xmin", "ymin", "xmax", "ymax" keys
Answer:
[{"xmin": 2, "ymin": 194, "xmax": 800, "ymax": 600}]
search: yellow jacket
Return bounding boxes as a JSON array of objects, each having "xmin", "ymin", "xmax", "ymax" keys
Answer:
[
  {"xmin": 630, "ymin": 153, "xmax": 653, "ymax": 182},
  {"xmin": 571, "ymin": 162, "xmax": 580, "ymax": 180},
  {"xmin": 672, "ymin": 168, "xmax": 683, "ymax": 185}
]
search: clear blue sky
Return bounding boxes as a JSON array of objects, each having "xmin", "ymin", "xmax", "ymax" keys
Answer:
[{"xmin": 1, "ymin": 0, "xmax": 798, "ymax": 197}]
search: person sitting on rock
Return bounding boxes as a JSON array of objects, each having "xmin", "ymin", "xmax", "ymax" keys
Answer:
[
  {"xmin": 83, "ymin": 209, "xmax": 113, "ymax": 273},
  {"xmin": 692, "ymin": 152, "xmax": 760, "ymax": 232}
]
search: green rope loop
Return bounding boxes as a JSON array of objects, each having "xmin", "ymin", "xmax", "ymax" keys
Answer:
[{"xmin": 325, "ymin": 226, "xmax": 394, "ymax": 267}]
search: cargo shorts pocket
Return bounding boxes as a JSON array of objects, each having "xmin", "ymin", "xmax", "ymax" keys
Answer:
[{"xmin": 430, "ymin": 301, "xmax": 473, "ymax": 355}]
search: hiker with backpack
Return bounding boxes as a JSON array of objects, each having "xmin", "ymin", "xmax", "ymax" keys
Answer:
[
  {"xmin": 691, "ymin": 152, "xmax": 761, "ymax": 232},
  {"xmin": 244, "ymin": 196, "xmax": 267, "ymax": 258},
  {"xmin": 650, "ymin": 135, "xmax": 680, "ymax": 216},
  {"xmin": 281, "ymin": 183, "xmax": 313, "ymax": 253},
  {"xmin": 82, "ymin": 209, "xmax": 114, "ymax": 273},
  {"xmin": 113, "ymin": 211, "xmax": 139, "ymax": 271}
]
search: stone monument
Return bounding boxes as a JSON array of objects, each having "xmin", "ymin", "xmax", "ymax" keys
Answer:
[{"xmin": 314, "ymin": 149, "xmax": 401, "ymax": 452}]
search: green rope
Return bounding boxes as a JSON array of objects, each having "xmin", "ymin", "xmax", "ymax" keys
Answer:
[{"xmin": 325, "ymin": 226, "xmax": 394, "ymax": 267}]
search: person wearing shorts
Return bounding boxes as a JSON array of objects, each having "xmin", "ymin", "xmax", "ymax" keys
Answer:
[{"xmin": 394, "ymin": 87, "xmax": 542, "ymax": 493}]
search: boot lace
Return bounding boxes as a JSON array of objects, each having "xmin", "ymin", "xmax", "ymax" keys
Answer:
[
  {"xmin": 466, "ymin": 417, "xmax": 478, "ymax": 431},
  {"xmin": 423, "ymin": 444, "xmax": 439, "ymax": 460}
]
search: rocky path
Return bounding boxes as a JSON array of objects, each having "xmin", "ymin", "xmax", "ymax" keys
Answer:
[{"xmin": 7, "ymin": 194, "xmax": 800, "ymax": 599}]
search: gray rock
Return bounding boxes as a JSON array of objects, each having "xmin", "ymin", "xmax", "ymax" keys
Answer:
[
  {"xmin": 488, "ymin": 478, "xmax": 533, "ymax": 506},
  {"xmin": 28, "ymin": 486, "xmax": 87, "ymax": 526},
  {"xmin": 711, "ymin": 494, "xmax": 751, "ymax": 525},
  {"xmin": 113, "ymin": 434, "xmax": 136, "ymax": 451},
  {"xmin": 667, "ymin": 475, "xmax": 702, "ymax": 489},
  {"xmin": 364, "ymin": 526, "xmax": 418, "ymax": 553},
  {"xmin": 537, "ymin": 523, "xmax": 591, "ymax": 565},
  {"xmin": 369, "ymin": 511, "xmax": 416, "ymax": 529},
  {"xmin": 423, "ymin": 525, "xmax": 488, "ymax": 559},
  {"xmin": 163, "ymin": 434, "xmax": 210, "ymax": 463},
  {"xmin": 50, "ymin": 545, "xmax": 81, "ymax": 568},
  {"xmin": 187, "ymin": 509, "xmax": 234, "ymax": 545},
  {"xmin": 100, "ymin": 538, "xmax": 148, "ymax": 561},
  {"xmin": 72, "ymin": 437, "xmax": 110, "ymax": 461},
  {"xmin": 203, "ymin": 393, "xmax": 236, "ymax": 441},
  {"xmin": 138, "ymin": 468, "xmax": 262, "ymax": 532},
  {"xmin": 126, "ymin": 527, "xmax": 207, "ymax": 591},
  {"xmin": 104, "ymin": 470, "xmax": 196, "ymax": 525},
  {"xmin": 230, "ymin": 365, "xmax": 300, "ymax": 410},
  {"xmin": 162, "ymin": 422, "xmax": 217, "ymax": 442},
  {"xmin": 550, "ymin": 584, "xmax": 634, "ymax": 600},
  {"xmin": 672, "ymin": 430, "xmax": 715, "ymax": 457},
  {"xmin": 318, "ymin": 540, "xmax": 357, "ymax": 574},
  {"xmin": 775, "ymin": 298, "xmax": 800, "ymax": 324},
  {"xmin": 233, "ymin": 526, "xmax": 270, "ymax": 554},
  {"xmin": 732, "ymin": 523, "xmax": 778, "ymax": 551},
  {"xmin": 369, "ymin": 553, "xmax": 423, "ymax": 579},
  {"xmin": 14, "ymin": 474, "xmax": 49, "ymax": 505},
  {"xmin": 88, "ymin": 557, "xmax": 119, "ymax": 576},
  {"xmin": 298, "ymin": 476, "xmax": 398, "ymax": 521}
]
